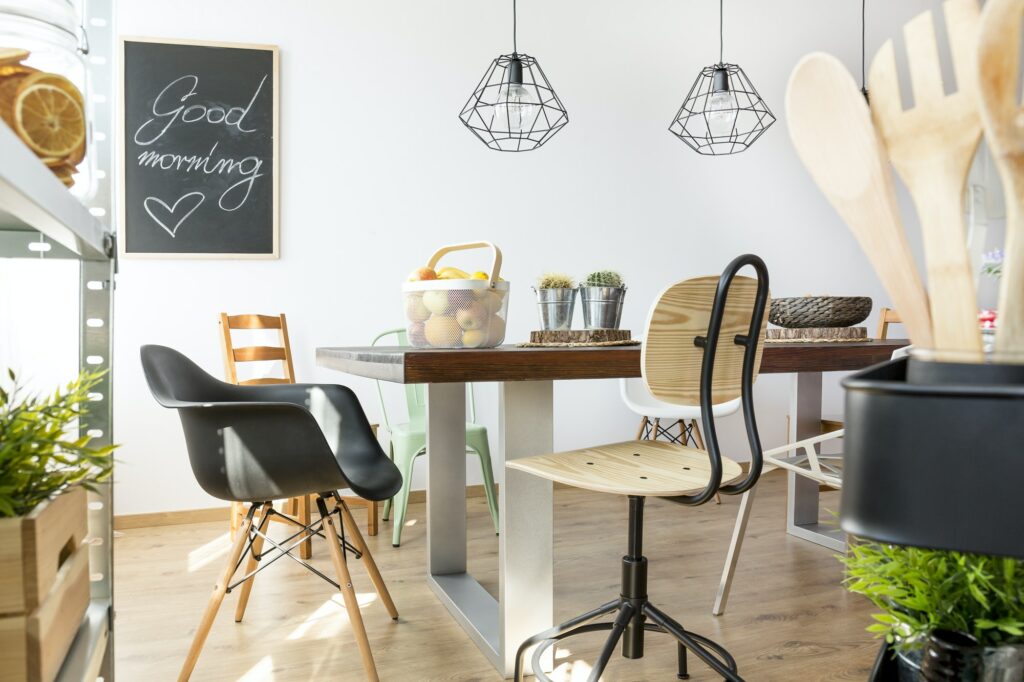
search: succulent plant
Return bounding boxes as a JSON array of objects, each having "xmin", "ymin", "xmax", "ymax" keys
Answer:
[
  {"xmin": 536, "ymin": 272, "xmax": 575, "ymax": 289},
  {"xmin": 583, "ymin": 270, "xmax": 625, "ymax": 288}
]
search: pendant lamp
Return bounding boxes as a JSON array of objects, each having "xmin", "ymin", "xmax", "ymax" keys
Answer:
[
  {"xmin": 459, "ymin": 0, "xmax": 568, "ymax": 152},
  {"xmin": 668, "ymin": 0, "xmax": 775, "ymax": 155}
]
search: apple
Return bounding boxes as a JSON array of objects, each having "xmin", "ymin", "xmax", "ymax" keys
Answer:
[
  {"xmin": 425, "ymin": 315, "xmax": 462, "ymax": 347},
  {"xmin": 456, "ymin": 301, "xmax": 487, "ymax": 331},
  {"xmin": 423, "ymin": 290, "xmax": 451, "ymax": 315},
  {"xmin": 405, "ymin": 293, "xmax": 430, "ymax": 322},
  {"xmin": 481, "ymin": 289, "xmax": 505, "ymax": 313},
  {"xmin": 462, "ymin": 329, "xmax": 487, "ymax": 348},
  {"xmin": 485, "ymin": 315, "xmax": 506, "ymax": 345},
  {"xmin": 408, "ymin": 267, "xmax": 438, "ymax": 281},
  {"xmin": 408, "ymin": 321, "xmax": 428, "ymax": 347}
]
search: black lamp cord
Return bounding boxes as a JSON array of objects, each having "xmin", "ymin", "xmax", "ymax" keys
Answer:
[
  {"xmin": 513, "ymin": 0, "xmax": 518, "ymax": 56},
  {"xmin": 718, "ymin": 0, "xmax": 724, "ymax": 65},
  {"xmin": 861, "ymin": 0, "xmax": 869, "ymax": 100}
]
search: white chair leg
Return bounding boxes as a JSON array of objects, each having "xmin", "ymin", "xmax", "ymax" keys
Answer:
[{"xmin": 713, "ymin": 485, "xmax": 758, "ymax": 616}]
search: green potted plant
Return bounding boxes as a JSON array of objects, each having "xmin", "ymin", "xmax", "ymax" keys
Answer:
[
  {"xmin": 533, "ymin": 272, "xmax": 576, "ymax": 331},
  {"xmin": 0, "ymin": 369, "xmax": 115, "ymax": 681},
  {"xmin": 580, "ymin": 270, "xmax": 626, "ymax": 330},
  {"xmin": 841, "ymin": 541, "xmax": 1024, "ymax": 678}
]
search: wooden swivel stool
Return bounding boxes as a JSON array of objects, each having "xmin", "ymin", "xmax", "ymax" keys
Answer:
[{"xmin": 508, "ymin": 255, "xmax": 770, "ymax": 681}]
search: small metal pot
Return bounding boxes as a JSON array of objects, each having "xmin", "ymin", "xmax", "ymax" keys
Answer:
[
  {"xmin": 580, "ymin": 286, "xmax": 626, "ymax": 330},
  {"xmin": 533, "ymin": 287, "xmax": 576, "ymax": 331}
]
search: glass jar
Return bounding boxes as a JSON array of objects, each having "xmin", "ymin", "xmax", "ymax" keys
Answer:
[{"xmin": 0, "ymin": 0, "xmax": 95, "ymax": 199}]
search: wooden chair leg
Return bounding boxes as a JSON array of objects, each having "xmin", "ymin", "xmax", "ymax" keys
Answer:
[
  {"xmin": 317, "ymin": 497, "xmax": 380, "ymax": 682},
  {"xmin": 234, "ymin": 502, "xmax": 272, "ymax": 623},
  {"xmin": 690, "ymin": 420, "xmax": 722, "ymax": 504},
  {"xmin": 229, "ymin": 501, "xmax": 243, "ymax": 539},
  {"xmin": 713, "ymin": 487, "xmax": 757, "ymax": 615},
  {"xmin": 652, "ymin": 417, "xmax": 661, "ymax": 441},
  {"xmin": 366, "ymin": 499, "xmax": 379, "ymax": 537},
  {"xmin": 635, "ymin": 416, "xmax": 648, "ymax": 440},
  {"xmin": 178, "ymin": 506, "xmax": 257, "ymax": 682},
  {"xmin": 338, "ymin": 498, "xmax": 398, "ymax": 620},
  {"xmin": 299, "ymin": 494, "xmax": 313, "ymax": 560}
]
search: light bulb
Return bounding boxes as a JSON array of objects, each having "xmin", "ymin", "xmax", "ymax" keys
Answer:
[
  {"xmin": 493, "ymin": 82, "xmax": 539, "ymax": 133},
  {"xmin": 707, "ymin": 90, "xmax": 738, "ymax": 138}
]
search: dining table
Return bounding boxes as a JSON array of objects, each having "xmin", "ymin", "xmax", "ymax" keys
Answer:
[{"xmin": 316, "ymin": 339, "xmax": 906, "ymax": 677}]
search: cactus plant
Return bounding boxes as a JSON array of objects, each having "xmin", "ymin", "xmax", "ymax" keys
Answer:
[
  {"xmin": 537, "ymin": 272, "xmax": 575, "ymax": 289},
  {"xmin": 583, "ymin": 270, "xmax": 625, "ymax": 288}
]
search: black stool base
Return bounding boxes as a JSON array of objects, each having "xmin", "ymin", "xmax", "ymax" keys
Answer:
[{"xmin": 514, "ymin": 496, "xmax": 744, "ymax": 682}]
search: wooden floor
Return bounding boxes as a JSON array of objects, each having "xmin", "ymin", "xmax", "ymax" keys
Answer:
[{"xmin": 114, "ymin": 473, "xmax": 879, "ymax": 681}]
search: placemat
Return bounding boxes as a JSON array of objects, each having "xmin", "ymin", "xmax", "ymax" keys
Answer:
[{"xmin": 516, "ymin": 339, "xmax": 642, "ymax": 348}]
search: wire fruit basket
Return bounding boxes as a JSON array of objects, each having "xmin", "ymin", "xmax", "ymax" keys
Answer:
[{"xmin": 403, "ymin": 242, "xmax": 509, "ymax": 349}]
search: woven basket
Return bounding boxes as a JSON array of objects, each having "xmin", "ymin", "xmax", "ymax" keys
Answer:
[{"xmin": 769, "ymin": 296, "xmax": 872, "ymax": 329}]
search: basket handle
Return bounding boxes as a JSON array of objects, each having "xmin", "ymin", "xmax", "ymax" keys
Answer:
[{"xmin": 426, "ymin": 242, "xmax": 503, "ymax": 287}]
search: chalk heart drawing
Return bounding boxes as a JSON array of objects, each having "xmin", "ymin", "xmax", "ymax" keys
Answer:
[{"xmin": 143, "ymin": 191, "xmax": 205, "ymax": 238}]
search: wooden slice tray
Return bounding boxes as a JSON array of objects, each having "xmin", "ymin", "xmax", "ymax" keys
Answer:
[{"xmin": 766, "ymin": 326, "xmax": 868, "ymax": 343}]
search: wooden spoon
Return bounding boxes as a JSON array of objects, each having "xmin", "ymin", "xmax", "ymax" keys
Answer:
[
  {"xmin": 787, "ymin": 53, "xmax": 934, "ymax": 348},
  {"xmin": 977, "ymin": 0, "xmax": 1024, "ymax": 354},
  {"xmin": 869, "ymin": 0, "xmax": 983, "ymax": 358}
]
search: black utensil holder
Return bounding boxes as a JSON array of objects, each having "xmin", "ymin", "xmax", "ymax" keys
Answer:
[{"xmin": 841, "ymin": 356, "xmax": 1024, "ymax": 560}]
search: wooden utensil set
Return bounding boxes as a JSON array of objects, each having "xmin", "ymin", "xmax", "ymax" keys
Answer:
[{"xmin": 788, "ymin": 0, "xmax": 1021, "ymax": 362}]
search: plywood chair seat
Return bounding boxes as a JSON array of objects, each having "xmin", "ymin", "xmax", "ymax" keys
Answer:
[{"xmin": 508, "ymin": 440, "xmax": 743, "ymax": 497}]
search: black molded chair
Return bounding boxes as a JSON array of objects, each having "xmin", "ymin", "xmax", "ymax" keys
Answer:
[
  {"xmin": 140, "ymin": 345, "xmax": 403, "ymax": 682},
  {"xmin": 507, "ymin": 255, "xmax": 770, "ymax": 681}
]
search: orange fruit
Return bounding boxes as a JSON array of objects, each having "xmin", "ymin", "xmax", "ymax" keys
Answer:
[{"xmin": 13, "ymin": 81, "xmax": 85, "ymax": 158}]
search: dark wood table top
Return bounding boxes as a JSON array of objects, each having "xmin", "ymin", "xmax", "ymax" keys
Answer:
[{"xmin": 316, "ymin": 339, "xmax": 908, "ymax": 384}]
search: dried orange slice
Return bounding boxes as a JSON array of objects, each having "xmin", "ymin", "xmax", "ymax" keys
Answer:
[
  {"xmin": 0, "ymin": 48, "xmax": 29, "ymax": 67},
  {"xmin": 0, "ymin": 72, "xmax": 30, "ymax": 127},
  {"xmin": 13, "ymin": 81, "xmax": 85, "ymax": 158},
  {"xmin": 18, "ymin": 71, "xmax": 84, "ymax": 109}
]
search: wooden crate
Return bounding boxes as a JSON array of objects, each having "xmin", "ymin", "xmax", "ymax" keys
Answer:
[{"xmin": 0, "ymin": 487, "xmax": 90, "ymax": 682}]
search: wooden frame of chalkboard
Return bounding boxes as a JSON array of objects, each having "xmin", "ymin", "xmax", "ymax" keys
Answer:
[{"xmin": 119, "ymin": 37, "xmax": 280, "ymax": 259}]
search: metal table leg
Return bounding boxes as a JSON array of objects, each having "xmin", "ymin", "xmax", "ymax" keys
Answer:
[
  {"xmin": 786, "ymin": 372, "xmax": 845, "ymax": 552},
  {"xmin": 425, "ymin": 380, "xmax": 554, "ymax": 678}
]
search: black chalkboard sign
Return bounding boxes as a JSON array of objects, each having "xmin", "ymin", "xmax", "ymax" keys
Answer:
[{"xmin": 120, "ymin": 38, "xmax": 279, "ymax": 258}]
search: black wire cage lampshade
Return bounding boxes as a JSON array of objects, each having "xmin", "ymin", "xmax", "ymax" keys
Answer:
[
  {"xmin": 459, "ymin": 0, "xmax": 568, "ymax": 152},
  {"xmin": 668, "ymin": 64, "xmax": 775, "ymax": 155},
  {"xmin": 668, "ymin": 0, "xmax": 775, "ymax": 155}
]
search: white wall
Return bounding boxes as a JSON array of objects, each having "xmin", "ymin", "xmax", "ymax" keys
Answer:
[{"xmin": 105, "ymin": 0, "xmax": 999, "ymax": 515}]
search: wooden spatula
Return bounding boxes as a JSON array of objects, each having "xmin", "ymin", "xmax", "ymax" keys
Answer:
[
  {"xmin": 978, "ymin": 0, "xmax": 1024, "ymax": 354},
  {"xmin": 869, "ymin": 0, "xmax": 983, "ymax": 358},
  {"xmin": 787, "ymin": 53, "xmax": 934, "ymax": 348}
]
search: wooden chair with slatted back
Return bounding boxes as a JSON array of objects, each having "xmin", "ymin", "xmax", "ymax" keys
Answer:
[
  {"xmin": 506, "ymin": 256, "xmax": 770, "ymax": 681},
  {"xmin": 219, "ymin": 313, "xmax": 379, "ymax": 559},
  {"xmin": 876, "ymin": 307, "xmax": 902, "ymax": 341},
  {"xmin": 818, "ymin": 307, "xmax": 902, "ymax": 435}
]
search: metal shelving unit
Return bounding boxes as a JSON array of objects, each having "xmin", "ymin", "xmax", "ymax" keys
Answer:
[{"xmin": 0, "ymin": 0, "xmax": 116, "ymax": 679}]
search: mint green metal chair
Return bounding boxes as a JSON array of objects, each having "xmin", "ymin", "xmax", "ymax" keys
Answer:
[{"xmin": 372, "ymin": 328, "xmax": 499, "ymax": 546}]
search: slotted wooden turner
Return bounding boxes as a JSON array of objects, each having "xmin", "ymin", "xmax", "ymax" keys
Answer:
[
  {"xmin": 870, "ymin": 0, "xmax": 983, "ymax": 357},
  {"xmin": 978, "ymin": 0, "xmax": 1024, "ymax": 354},
  {"xmin": 787, "ymin": 54, "xmax": 933, "ymax": 348}
]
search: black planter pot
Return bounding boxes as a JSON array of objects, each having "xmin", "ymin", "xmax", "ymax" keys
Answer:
[{"xmin": 840, "ymin": 356, "xmax": 1024, "ymax": 560}]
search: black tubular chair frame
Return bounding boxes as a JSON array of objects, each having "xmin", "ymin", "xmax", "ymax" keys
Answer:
[
  {"xmin": 513, "ymin": 255, "xmax": 769, "ymax": 682},
  {"xmin": 690, "ymin": 252, "xmax": 769, "ymax": 502}
]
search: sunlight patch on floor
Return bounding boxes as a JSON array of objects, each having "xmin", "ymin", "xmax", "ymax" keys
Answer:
[
  {"xmin": 285, "ymin": 593, "xmax": 378, "ymax": 641},
  {"xmin": 238, "ymin": 654, "xmax": 274, "ymax": 682},
  {"xmin": 404, "ymin": 519, "xmax": 417, "ymax": 527},
  {"xmin": 547, "ymin": 647, "xmax": 595, "ymax": 681},
  {"xmin": 187, "ymin": 532, "xmax": 231, "ymax": 572}
]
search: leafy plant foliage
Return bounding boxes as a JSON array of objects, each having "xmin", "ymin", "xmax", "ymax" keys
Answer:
[
  {"xmin": 0, "ymin": 369, "xmax": 115, "ymax": 517},
  {"xmin": 841, "ymin": 541, "xmax": 1024, "ymax": 652}
]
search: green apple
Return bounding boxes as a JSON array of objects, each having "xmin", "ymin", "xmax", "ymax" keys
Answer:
[{"xmin": 423, "ymin": 290, "xmax": 451, "ymax": 315}]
